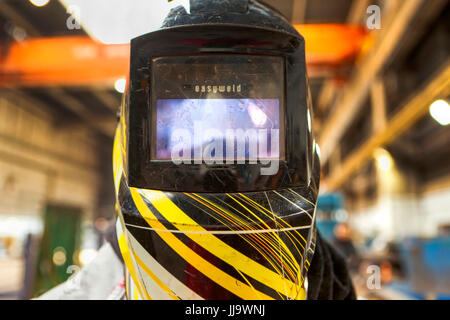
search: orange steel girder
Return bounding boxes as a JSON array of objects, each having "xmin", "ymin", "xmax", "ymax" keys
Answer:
[{"xmin": 0, "ymin": 24, "xmax": 368, "ymax": 87}]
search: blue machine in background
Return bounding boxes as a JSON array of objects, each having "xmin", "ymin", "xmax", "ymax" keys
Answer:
[
  {"xmin": 316, "ymin": 194, "xmax": 450, "ymax": 300},
  {"xmin": 389, "ymin": 236, "xmax": 450, "ymax": 299},
  {"xmin": 315, "ymin": 193, "xmax": 345, "ymax": 241}
]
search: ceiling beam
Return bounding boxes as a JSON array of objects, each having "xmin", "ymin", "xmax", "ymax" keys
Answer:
[
  {"xmin": 389, "ymin": 0, "xmax": 448, "ymax": 65},
  {"xmin": 293, "ymin": 24, "xmax": 367, "ymax": 66},
  {"xmin": 318, "ymin": 0, "xmax": 424, "ymax": 162},
  {"xmin": 316, "ymin": 80, "xmax": 337, "ymax": 113},
  {"xmin": 314, "ymin": 0, "xmax": 370, "ymax": 116},
  {"xmin": 0, "ymin": 2, "xmax": 40, "ymax": 37},
  {"xmin": 45, "ymin": 88, "xmax": 116, "ymax": 137},
  {"xmin": 370, "ymin": 76, "xmax": 387, "ymax": 133},
  {"xmin": 323, "ymin": 60, "xmax": 450, "ymax": 191},
  {"xmin": 292, "ymin": 0, "xmax": 307, "ymax": 24},
  {"xmin": 1, "ymin": 88, "xmax": 57, "ymax": 120},
  {"xmin": 347, "ymin": 0, "xmax": 371, "ymax": 24},
  {"xmin": 0, "ymin": 25, "xmax": 366, "ymax": 86},
  {"xmin": 0, "ymin": 4, "xmax": 117, "ymax": 137},
  {"xmin": 0, "ymin": 36, "xmax": 129, "ymax": 87},
  {"xmin": 91, "ymin": 89, "xmax": 121, "ymax": 113}
]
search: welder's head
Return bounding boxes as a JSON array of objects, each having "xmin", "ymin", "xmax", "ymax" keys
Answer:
[{"xmin": 113, "ymin": 0, "xmax": 320, "ymax": 300}]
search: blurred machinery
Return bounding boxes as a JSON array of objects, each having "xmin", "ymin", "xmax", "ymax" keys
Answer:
[
  {"xmin": 316, "ymin": 193, "xmax": 346, "ymax": 241},
  {"xmin": 393, "ymin": 236, "xmax": 450, "ymax": 299}
]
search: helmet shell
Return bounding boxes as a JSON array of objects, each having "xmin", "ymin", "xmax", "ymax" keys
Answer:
[{"xmin": 114, "ymin": 0, "xmax": 320, "ymax": 300}]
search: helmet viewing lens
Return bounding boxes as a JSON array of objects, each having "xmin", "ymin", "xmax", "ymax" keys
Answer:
[{"xmin": 150, "ymin": 55, "xmax": 286, "ymax": 163}]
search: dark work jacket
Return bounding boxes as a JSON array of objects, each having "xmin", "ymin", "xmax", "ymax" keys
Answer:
[{"xmin": 306, "ymin": 232, "xmax": 356, "ymax": 300}]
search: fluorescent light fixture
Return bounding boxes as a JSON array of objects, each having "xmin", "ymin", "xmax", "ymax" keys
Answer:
[
  {"xmin": 30, "ymin": 0, "xmax": 50, "ymax": 7},
  {"xmin": 79, "ymin": 249, "xmax": 98, "ymax": 266},
  {"xmin": 374, "ymin": 148, "xmax": 392, "ymax": 172},
  {"xmin": 429, "ymin": 99, "xmax": 450, "ymax": 126},
  {"xmin": 114, "ymin": 78, "xmax": 127, "ymax": 93},
  {"xmin": 59, "ymin": 0, "xmax": 190, "ymax": 44}
]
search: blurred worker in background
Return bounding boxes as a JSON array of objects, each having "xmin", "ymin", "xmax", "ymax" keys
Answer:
[{"xmin": 332, "ymin": 223, "xmax": 360, "ymax": 273}]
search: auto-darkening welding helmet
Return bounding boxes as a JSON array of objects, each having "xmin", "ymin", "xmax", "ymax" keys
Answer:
[{"xmin": 113, "ymin": 0, "xmax": 320, "ymax": 300}]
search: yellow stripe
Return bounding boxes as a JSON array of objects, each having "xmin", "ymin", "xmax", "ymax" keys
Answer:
[
  {"xmin": 131, "ymin": 249, "xmax": 180, "ymax": 300},
  {"xmin": 126, "ymin": 271, "xmax": 130, "ymax": 299},
  {"xmin": 113, "ymin": 126, "xmax": 123, "ymax": 190},
  {"xmin": 133, "ymin": 284, "xmax": 138, "ymax": 300},
  {"xmin": 237, "ymin": 193, "xmax": 307, "ymax": 284},
  {"xmin": 227, "ymin": 194, "xmax": 301, "ymax": 283},
  {"xmin": 187, "ymin": 194, "xmax": 287, "ymax": 279},
  {"xmin": 139, "ymin": 189, "xmax": 305, "ymax": 300},
  {"xmin": 118, "ymin": 233, "xmax": 152, "ymax": 300},
  {"xmin": 130, "ymin": 188, "xmax": 273, "ymax": 300},
  {"xmin": 239, "ymin": 193, "xmax": 308, "ymax": 248},
  {"xmin": 193, "ymin": 193, "xmax": 301, "ymax": 286}
]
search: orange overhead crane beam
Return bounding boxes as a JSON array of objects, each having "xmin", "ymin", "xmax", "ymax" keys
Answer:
[
  {"xmin": 295, "ymin": 24, "xmax": 368, "ymax": 65},
  {"xmin": 0, "ymin": 24, "xmax": 368, "ymax": 87},
  {"xmin": 0, "ymin": 36, "xmax": 130, "ymax": 87}
]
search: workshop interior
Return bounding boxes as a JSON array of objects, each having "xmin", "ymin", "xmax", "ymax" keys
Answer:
[{"xmin": 0, "ymin": 0, "xmax": 449, "ymax": 300}]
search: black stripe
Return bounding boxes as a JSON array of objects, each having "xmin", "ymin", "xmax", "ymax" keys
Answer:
[{"xmin": 127, "ymin": 224, "xmax": 240, "ymax": 300}]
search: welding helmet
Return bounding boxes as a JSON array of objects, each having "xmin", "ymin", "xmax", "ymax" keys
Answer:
[{"xmin": 113, "ymin": 0, "xmax": 320, "ymax": 300}]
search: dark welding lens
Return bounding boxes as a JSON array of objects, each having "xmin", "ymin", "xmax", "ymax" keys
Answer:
[{"xmin": 150, "ymin": 55, "xmax": 285, "ymax": 163}]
